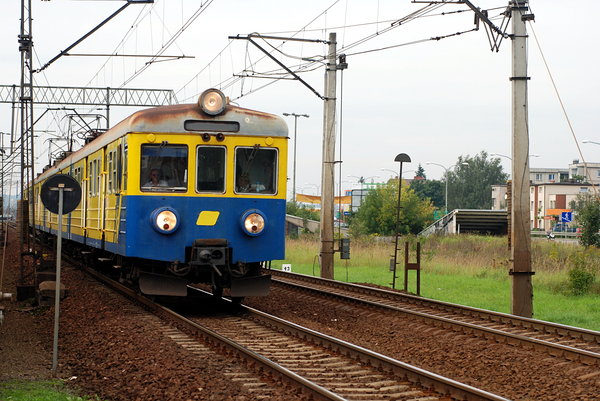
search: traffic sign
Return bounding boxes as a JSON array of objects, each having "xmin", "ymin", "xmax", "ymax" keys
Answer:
[
  {"xmin": 40, "ymin": 174, "xmax": 81, "ymax": 214},
  {"xmin": 561, "ymin": 211, "xmax": 573, "ymax": 223}
]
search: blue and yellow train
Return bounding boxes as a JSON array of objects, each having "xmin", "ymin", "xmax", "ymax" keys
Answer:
[{"xmin": 30, "ymin": 88, "xmax": 288, "ymax": 298}]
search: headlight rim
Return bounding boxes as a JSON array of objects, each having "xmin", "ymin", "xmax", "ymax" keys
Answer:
[
  {"xmin": 240, "ymin": 209, "xmax": 267, "ymax": 237},
  {"xmin": 150, "ymin": 207, "xmax": 180, "ymax": 235},
  {"xmin": 198, "ymin": 88, "xmax": 227, "ymax": 116}
]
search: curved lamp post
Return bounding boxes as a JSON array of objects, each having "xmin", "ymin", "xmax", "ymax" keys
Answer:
[{"xmin": 392, "ymin": 153, "xmax": 411, "ymax": 289}]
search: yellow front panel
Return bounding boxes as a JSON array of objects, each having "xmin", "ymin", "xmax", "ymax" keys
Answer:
[{"xmin": 126, "ymin": 133, "xmax": 288, "ymax": 199}]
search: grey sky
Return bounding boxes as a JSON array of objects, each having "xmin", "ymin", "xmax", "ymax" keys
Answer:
[{"xmin": 1, "ymin": 0, "xmax": 598, "ymax": 197}]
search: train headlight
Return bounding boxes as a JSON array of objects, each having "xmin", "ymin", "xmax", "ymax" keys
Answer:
[
  {"xmin": 151, "ymin": 207, "xmax": 180, "ymax": 234},
  {"xmin": 240, "ymin": 209, "xmax": 266, "ymax": 236},
  {"xmin": 198, "ymin": 88, "xmax": 226, "ymax": 116}
]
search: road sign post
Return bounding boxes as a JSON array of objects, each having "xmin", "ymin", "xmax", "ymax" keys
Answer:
[{"xmin": 40, "ymin": 174, "xmax": 81, "ymax": 372}]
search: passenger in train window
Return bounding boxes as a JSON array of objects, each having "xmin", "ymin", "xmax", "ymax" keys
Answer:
[{"xmin": 143, "ymin": 168, "xmax": 168, "ymax": 187}]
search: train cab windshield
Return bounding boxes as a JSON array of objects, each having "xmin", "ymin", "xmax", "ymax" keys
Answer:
[
  {"xmin": 235, "ymin": 147, "xmax": 277, "ymax": 194},
  {"xmin": 197, "ymin": 146, "xmax": 226, "ymax": 192},
  {"xmin": 140, "ymin": 144, "xmax": 188, "ymax": 192}
]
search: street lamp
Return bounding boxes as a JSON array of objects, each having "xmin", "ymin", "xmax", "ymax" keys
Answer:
[
  {"xmin": 425, "ymin": 161, "xmax": 469, "ymax": 214},
  {"xmin": 380, "ymin": 168, "xmax": 415, "ymax": 179},
  {"xmin": 490, "ymin": 153, "xmax": 540, "ymax": 160},
  {"xmin": 380, "ymin": 168, "xmax": 397, "ymax": 177},
  {"xmin": 283, "ymin": 112, "xmax": 309, "ymax": 203},
  {"xmin": 392, "ymin": 153, "xmax": 411, "ymax": 290},
  {"xmin": 582, "ymin": 140, "xmax": 600, "ymax": 146}
]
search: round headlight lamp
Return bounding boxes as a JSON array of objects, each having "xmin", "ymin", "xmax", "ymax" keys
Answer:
[
  {"xmin": 150, "ymin": 207, "xmax": 180, "ymax": 234},
  {"xmin": 198, "ymin": 88, "xmax": 226, "ymax": 116},
  {"xmin": 240, "ymin": 209, "xmax": 266, "ymax": 236}
]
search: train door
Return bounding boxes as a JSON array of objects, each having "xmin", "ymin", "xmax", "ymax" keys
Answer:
[
  {"xmin": 85, "ymin": 151, "xmax": 103, "ymax": 248},
  {"xmin": 70, "ymin": 162, "xmax": 85, "ymax": 242},
  {"xmin": 103, "ymin": 141, "xmax": 121, "ymax": 246}
]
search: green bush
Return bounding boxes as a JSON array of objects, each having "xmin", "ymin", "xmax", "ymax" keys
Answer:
[{"xmin": 568, "ymin": 251, "xmax": 596, "ymax": 295}]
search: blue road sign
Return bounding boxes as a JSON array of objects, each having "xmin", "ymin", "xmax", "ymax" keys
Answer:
[{"xmin": 561, "ymin": 211, "xmax": 573, "ymax": 223}]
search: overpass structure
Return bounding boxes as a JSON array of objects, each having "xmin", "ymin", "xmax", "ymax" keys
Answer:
[{"xmin": 420, "ymin": 209, "xmax": 508, "ymax": 237}]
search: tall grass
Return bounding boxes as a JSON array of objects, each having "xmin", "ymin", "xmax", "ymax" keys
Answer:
[{"xmin": 276, "ymin": 234, "xmax": 600, "ymax": 330}]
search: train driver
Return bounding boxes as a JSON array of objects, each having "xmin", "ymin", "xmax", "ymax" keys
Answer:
[
  {"xmin": 143, "ymin": 168, "xmax": 168, "ymax": 187},
  {"xmin": 236, "ymin": 174, "xmax": 251, "ymax": 192}
]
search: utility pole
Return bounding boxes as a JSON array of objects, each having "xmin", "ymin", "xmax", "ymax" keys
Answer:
[
  {"xmin": 510, "ymin": 0, "xmax": 534, "ymax": 318},
  {"xmin": 320, "ymin": 32, "xmax": 337, "ymax": 280}
]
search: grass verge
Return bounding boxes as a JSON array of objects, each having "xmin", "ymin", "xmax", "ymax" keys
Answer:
[
  {"xmin": 0, "ymin": 380, "xmax": 100, "ymax": 401},
  {"xmin": 275, "ymin": 235, "xmax": 600, "ymax": 331}
]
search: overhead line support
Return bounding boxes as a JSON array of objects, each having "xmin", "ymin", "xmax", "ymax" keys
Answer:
[{"xmin": 229, "ymin": 34, "xmax": 325, "ymax": 100}]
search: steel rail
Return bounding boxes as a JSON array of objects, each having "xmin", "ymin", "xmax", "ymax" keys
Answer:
[
  {"xmin": 269, "ymin": 269, "xmax": 600, "ymax": 342},
  {"xmin": 76, "ymin": 262, "xmax": 508, "ymax": 401},
  {"xmin": 269, "ymin": 269, "xmax": 600, "ymax": 366},
  {"xmin": 80, "ymin": 266, "xmax": 345, "ymax": 401},
  {"xmin": 237, "ymin": 302, "xmax": 510, "ymax": 401}
]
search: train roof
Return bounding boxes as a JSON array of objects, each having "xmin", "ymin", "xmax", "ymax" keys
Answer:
[{"xmin": 35, "ymin": 102, "xmax": 288, "ymax": 183}]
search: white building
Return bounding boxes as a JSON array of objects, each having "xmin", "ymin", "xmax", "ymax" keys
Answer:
[
  {"xmin": 568, "ymin": 160, "xmax": 600, "ymax": 184},
  {"xmin": 491, "ymin": 182, "xmax": 593, "ymax": 231},
  {"xmin": 530, "ymin": 168, "xmax": 568, "ymax": 184}
]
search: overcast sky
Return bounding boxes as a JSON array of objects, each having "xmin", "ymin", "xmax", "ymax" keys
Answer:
[{"xmin": 1, "ymin": 0, "xmax": 598, "ymax": 197}]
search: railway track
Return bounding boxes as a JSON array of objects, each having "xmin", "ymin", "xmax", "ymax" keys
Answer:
[
  {"xmin": 267, "ymin": 269, "xmax": 600, "ymax": 366},
  {"xmin": 81, "ymin": 266, "xmax": 509, "ymax": 401}
]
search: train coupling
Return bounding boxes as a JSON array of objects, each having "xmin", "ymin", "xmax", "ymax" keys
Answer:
[{"xmin": 190, "ymin": 238, "xmax": 228, "ymax": 267}]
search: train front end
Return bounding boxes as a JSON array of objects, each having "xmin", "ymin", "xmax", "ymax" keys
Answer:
[{"xmin": 120, "ymin": 89, "xmax": 288, "ymax": 298}]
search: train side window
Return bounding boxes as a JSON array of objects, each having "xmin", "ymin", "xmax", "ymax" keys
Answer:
[
  {"xmin": 123, "ymin": 142, "xmax": 128, "ymax": 191},
  {"xmin": 140, "ymin": 144, "xmax": 188, "ymax": 192},
  {"xmin": 234, "ymin": 147, "xmax": 277, "ymax": 194},
  {"xmin": 107, "ymin": 151, "xmax": 114, "ymax": 194},
  {"xmin": 196, "ymin": 146, "xmax": 225, "ymax": 193},
  {"xmin": 88, "ymin": 161, "xmax": 93, "ymax": 196}
]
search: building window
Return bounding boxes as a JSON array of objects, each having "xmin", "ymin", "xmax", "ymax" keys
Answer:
[
  {"xmin": 535, "ymin": 173, "xmax": 542, "ymax": 180},
  {"xmin": 548, "ymin": 174, "xmax": 555, "ymax": 181},
  {"xmin": 580, "ymin": 187, "xmax": 589, "ymax": 193}
]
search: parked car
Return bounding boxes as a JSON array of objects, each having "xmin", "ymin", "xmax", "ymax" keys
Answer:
[{"xmin": 552, "ymin": 223, "xmax": 578, "ymax": 233}]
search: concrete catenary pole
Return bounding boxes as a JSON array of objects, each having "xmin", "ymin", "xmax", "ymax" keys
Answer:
[
  {"xmin": 510, "ymin": 0, "xmax": 533, "ymax": 317},
  {"xmin": 320, "ymin": 32, "xmax": 337, "ymax": 279}
]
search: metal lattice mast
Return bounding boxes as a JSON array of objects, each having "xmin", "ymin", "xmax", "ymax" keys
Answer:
[{"xmin": 19, "ymin": 0, "xmax": 35, "ymax": 281}]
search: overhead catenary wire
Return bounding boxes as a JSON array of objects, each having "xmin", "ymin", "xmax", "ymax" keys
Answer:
[{"xmin": 177, "ymin": 1, "xmax": 454, "ymax": 103}]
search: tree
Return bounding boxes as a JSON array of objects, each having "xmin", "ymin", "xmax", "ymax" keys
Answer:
[
  {"xmin": 572, "ymin": 194, "xmax": 600, "ymax": 247},
  {"xmin": 286, "ymin": 201, "xmax": 320, "ymax": 221},
  {"xmin": 446, "ymin": 151, "xmax": 508, "ymax": 210},
  {"xmin": 349, "ymin": 179, "xmax": 434, "ymax": 236},
  {"xmin": 409, "ymin": 164, "xmax": 445, "ymax": 209}
]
